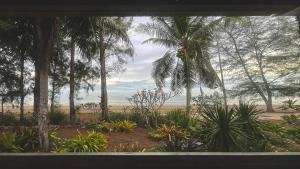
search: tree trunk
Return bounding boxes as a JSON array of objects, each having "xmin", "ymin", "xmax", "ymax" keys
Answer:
[
  {"xmin": 99, "ymin": 35, "xmax": 109, "ymax": 121},
  {"xmin": 1, "ymin": 96, "xmax": 4, "ymax": 119},
  {"xmin": 228, "ymin": 32, "xmax": 270, "ymax": 112},
  {"xmin": 19, "ymin": 54, "xmax": 25, "ymax": 122},
  {"xmin": 50, "ymin": 81, "xmax": 55, "ymax": 112},
  {"xmin": 199, "ymin": 83, "xmax": 204, "ymax": 96},
  {"xmin": 33, "ymin": 32, "xmax": 40, "ymax": 119},
  {"xmin": 184, "ymin": 48, "xmax": 192, "ymax": 113},
  {"xmin": 36, "ymin": 17, "xmax": 55, "ymax": 152},
  {"xmin": 69, "ymin": 39, "xmax": 76, "ymax": 124},
  {"xmin": 217, "ymin": 40, "xmax": 228, "ymax": 110}
]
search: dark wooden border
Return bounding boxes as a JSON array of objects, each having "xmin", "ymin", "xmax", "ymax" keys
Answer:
[
  {"xmin": 1, "ymin": 152, "xmax": 300, "ymax": 169},
  {"xmin": 0, "ymin": 0, "xmax": 299, "ymax": 16},
  {"xmin": 1, "ymin": 1, "xmax": 300, "ymax": 169}
]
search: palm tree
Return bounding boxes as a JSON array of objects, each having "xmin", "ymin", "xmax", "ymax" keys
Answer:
[
  {"xmin": 63, "ymin": 17, "xmax": 96, "ymax": 124},
  {"xmin": 90, "ymin": 17, "xmax": 133, "ymax": 121},
  {"xmin": 139, "ymin": 17, "xmax": 219, "ymax": 112}
]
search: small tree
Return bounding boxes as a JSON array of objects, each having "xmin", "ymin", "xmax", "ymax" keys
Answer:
[{"xmin": 128, "ymin": 89, "xmax": 173, "ymax": 128}]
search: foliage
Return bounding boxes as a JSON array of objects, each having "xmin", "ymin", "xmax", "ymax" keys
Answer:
[
  {"xmin": 56, "ymin": 131, "xmax": 107, "ymax": 152},
  {"xmin": 260, "ymin": 122, "xmax": 290, "ymax": 151},
  {"xmin": 0, "ymin": 112, "xmax": 18, "ymax": 126},
  {"xmin": 109, "ymin": 112, "xmax": 129, "ymax": 121},
  {"xmin": 198, "ymin": 105, "xmax": 244, "ymax": 152},
  {"xmin": 20, "ymin": 115, "xmax": 38, "ymax": 126},
  {"xmin": 139, "ymin": 17, "xmax": 219, "ymax": 111},
  {"xmin": 48, "ymin": 109, "xmax": 66, "ymax": 125},
  {"xmin": 0, "ymin": 132, "xmax": 23, "ymax": 152},
  {"xmin": 149, "ymin": 124, "xmax": 189, "ymax": 151},
  {"xmin": 164, "ymin": 109, "xmax": 198, "ymax": 130},
  {"xmin": 193, "ymin": 92, "xmax": 223, "ymax": 111},
  {"xmin": 234, "ymin": 102, "xmax": 267, "ymax": 151},
  {"xmin": 280, "ymin": 99, "xmax": 300, "ymax": 111},
  {"xmin": 114, "ymin": 142, "xmax": 147, "ymax": 152},
  {"xmin": 128, "ymin": 89, "xmax": 172, "ymax": 128},
  {"xmin": 216, "ymin": 16, "xmax": 300, "ymax": 111},
  {"xmin": 14, "ymin": 127, "xmax": 39, "ymax": 152},
  {"xmin": 281, "ymin": 114, "xmax": 300, "ymax": 125},
  {"xmin": 96, "ymin": 120, "xmax": 136, "ymax": 132},
  {"xmin": 235, "ymin": 101, "xmax": 261, "ymax": 132},
  {"xmin": 286, "ymin": 127, "xmax": 300, "ymax": 144}
]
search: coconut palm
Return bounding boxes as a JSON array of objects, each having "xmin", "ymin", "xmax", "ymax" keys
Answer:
[
  {"xmin": 139, "ymin": 17, "xmax": 219, "ymax": 112},
  {"xmin": 90, "ymin": 17, "xmax": 133, "ymax": 121},
  {"xmin": 62, "ymin": 17, "xmax": 97, "ymax": 124}
]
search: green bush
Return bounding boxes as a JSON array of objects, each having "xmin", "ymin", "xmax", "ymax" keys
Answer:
[
  {"xmin": 109, "ymin": 112, "xmax": 128, "ymax": 121},
  {"xmin": 48, "ymin": 109, "xmax": 66, "ymax": 125},
  {"xmin": 281, "ymin": 114, "xmax": 300, "ymax": 125},
  {"xmin": 0, "ymin": 132, "xmax": 23, "ymax": 152},
  {"xmin": 56, "ymin": 131, "xmax": 107, "ymax": 152},
  {"xmin": 21, "ymin": 115, "xmax": 38, "ymax": 126},
  {"xmin": 149, "ymin": 124, "xmax": 189, "ymax": 152},
  {"xmin": 165, "ymin": 109, "xmax": 197, "ymax": 129},
  {"xmin": 0, "ymin": 112, "xmax": 18, "ymax": 126}
]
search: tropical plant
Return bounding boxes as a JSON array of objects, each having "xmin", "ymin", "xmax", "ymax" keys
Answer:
[
  {"xmin": 114, "ymin": 142, "xmax": 147, "ymax": 152},
  {"xmin": 149, "ymin": 124, "xmax": 189, "ymax": 151},
  {"xmin": 235, "ymin": 102, "xmax": 261, "ymax": 132},
  {"xmin": 62, "ymin": 17, "xmax": 99, "ymax": 124},
  {"xmin": 199, "ymin": 105, "xmax": 244, "ymax": 152},
  {"xmin": 96, "ymin": 120, "xmax": 136, "ymax": 132},
  {"xmin": 280, "ymin": 99, "xmax": 300, "ymax": 111},
  {"xmin": 234, "ymin": 101, "xmax": 267, "ymax": 151},
  {"xmin": 56, "ymin": 131, "xmax": 107, "ymax": 152},
  {"xmin": 139, "ymin": 17, "xmax": 219, "ymax": 113},
  {"xmin": 0, "ymin": 132, "xmax": 23, "ymax": 152},
  {"xmin": 90, "ymin": 17, "xmax": 134, "ymax": 121},
  {"xmin": 14, "ymin": 127, "xmax": 39, "ymax": 152}
]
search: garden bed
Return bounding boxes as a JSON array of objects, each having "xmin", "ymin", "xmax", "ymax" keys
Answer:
[{"xmin": 0, "ymin": 126, "xmax": 159, "ymax": 152}]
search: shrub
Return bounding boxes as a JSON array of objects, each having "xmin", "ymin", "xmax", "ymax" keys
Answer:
[
  {"xmin": 114, "ymin": 142, "xmax": 146, "ymax": 152},
  {"xmin": 149, "ymin": 125, "xmax": 189, "ymax": 151},
  {"xmin": 0, "ymin": 132, "xmax": 23, "ymax": 152},
  {"xmin": 21, "ymin": 115, "xmax": 38, "ymax": 126},
  {"xmin": 281, "ymin": 114, "xmax": 300, "ymax": 125},
  {"xmin": 56, "ymin": 131, "xmax": 107, "ymax": 152},
  {"xmin": 165, "ymin": 109, "xmax": 198, "ymax": 129},
  {"xmin": 279, "ymin": 99, "xmax": 300, "ymax": 111},
  {"xmin": 48, "ymin": 109, "xmax": 66, "ymax": 125},
  {"xmin": 128, "ymin": 89, "xmax": 173, "ymax": 128},
  {"xmin": 14, "ymin": 127, "xmax": 39, "ymax": 152},
  {"xmin": 287, "ymin": 127, "xmax": 300, "ymax": 144},
  {"xmin": 109, "ymin": 112, "xmax": 128, "ymax": 121},
  {"xmin": 199, "ymin": 105, "xmax": 244, "ymax": 152},
  {"xmin": 96, "ymin": 120, "xmax": 136, "ymax": 132},
  {"xmin": 0, "ymin": 112, "xmax": 18, "ymax": 126},
  {"xmin": 260, "ymin": 122, "xmax": 291, "ymax": 151}
]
